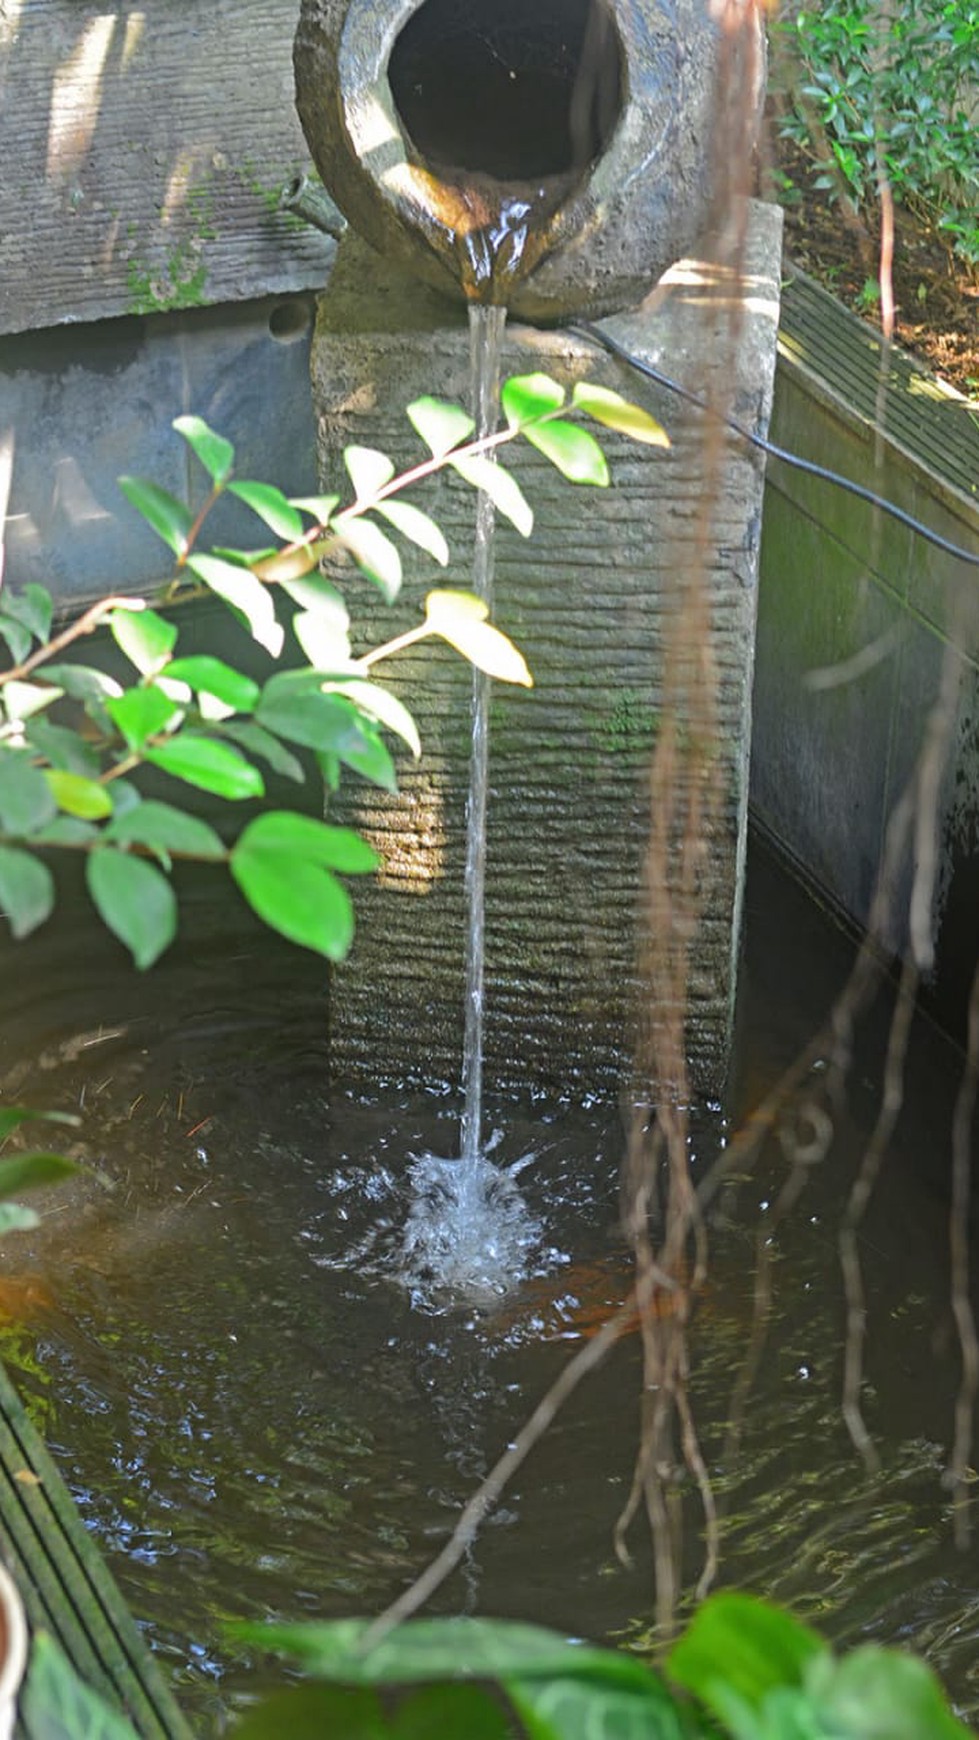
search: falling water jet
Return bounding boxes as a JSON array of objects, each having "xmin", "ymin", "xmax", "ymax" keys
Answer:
[
  {"xmin": 396, "ymin": 300, "xmax": 545, "ymax": 1301},
  {"xmin": 459, "ymin": 300, "xmax": 506, "ymax": 1171}
]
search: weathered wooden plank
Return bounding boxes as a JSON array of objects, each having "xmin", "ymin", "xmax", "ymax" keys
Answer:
[
  {"xmin": 0, "ymin": 1, "xmax": 334, "ymax": 334},
  {"xmin": 0, "ymin": 1362, "xmax": 191, "ymax": 1737},
  {"xmin": 778, "ymin": 269, "xmax": 979, "ymax": 509}
]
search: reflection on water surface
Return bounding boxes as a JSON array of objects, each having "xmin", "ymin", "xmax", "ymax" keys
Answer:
[{"xmin": 0, "ymin": 840, "xmax": 977, "ymax": 1730}]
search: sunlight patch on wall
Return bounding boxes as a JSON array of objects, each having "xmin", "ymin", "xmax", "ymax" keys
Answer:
[
  {"xmin": 46, "ymin": 13, "xmax": 117, "ymax": 184},
  {"xmin": 120, "ymin": 10, "xmax": 145, "ymax": 73}
]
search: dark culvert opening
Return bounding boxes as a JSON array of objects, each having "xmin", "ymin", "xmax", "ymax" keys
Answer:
[{"xmin": 388, "ymin": 0, "xmax": 625, "ymax": 183}]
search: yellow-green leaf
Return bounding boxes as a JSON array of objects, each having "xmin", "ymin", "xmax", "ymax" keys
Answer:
[
  {"xmin": 44, "ymin": 771, "xmax": 113, "ymax": 821},
  {"xmin": 423, "ymin": 591, "xmax": 532, "ymax": 687},
  {"xmin": 572, "ymin": 383, "xmax": 671, "ymax": 447}
]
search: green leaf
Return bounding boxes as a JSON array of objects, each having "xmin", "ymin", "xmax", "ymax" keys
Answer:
[
  {"xmin": 0, "ymin": 613, "xmax": 31, "ymax": 663},
  {"xmin": 161, "ymin": 657, "xmax": 259, "ymax": 713},
  {"xmin": 231, "ymin": 845, "xmax": 355, "ymax": 961},
  {"xmin": 0, "ymin": 1107, "xmax": 80, "ymax": 1141},
  {"xmin": 105, "ymin": 800, "xmax": 226, "ymax": 868},
  {"xmin": 669, "ymin": 1594, "xmax": 826, "ymax": 1719},
  {"xmin": 106, "ymin": 686, "xmax": 182, "ymax": 751},
  {"xmin": 106, "ymin": 779, "xmax": 140, "ymax": 817},
  {"xmin": 235, "ymin": 811, "xmax": 379, "ymax": 873},
  {"xmin": 572, "ymin": 383, "xmax": 671, "ymax": 447},
  {"xmin": 292, "ymin": 610, "xmax": 354, "ymax": 670},
  {"xmin": 449, "ymin": 454, "xmax": 533, "ymax": 536},
  {"xmin": 173, "ymin": 414, "xmax": 235, "ymax": 484},
  {"xmin": 33, "ymin": 817, "xmax": 99, "ymax": 847},
  {"xmin": 0, "ymin": 845, "xmax": 55, "ymax": 937},
  {"xmin": 219, "ymin": 721, "xmax": 305, "ymax": 784},
  {"xmin": 187, "ymin": 554, "xmax": 284, "ymax": 657},
  {"xmin": 0, "ymin": 1202, "xmax": 40, "ymax": 1236},
  {"xmin": 44, "ymin": 771, "xmax": 113, "ymax": 821},
  {"xmin": 2, "ymin": 681, "xmax": 63, "ymax": 724},
  {"xmin": 290, "ymin": 493, "xmax": 340, "ymax": 524},
  {"xmin": 344, "ymin": 445, "xmax": 396, "ymax": 500},
  {"xmin": 1, "ymin": 582, "xmax": 53, "ymax": 641},
  {"xmin": 395, "ymin": 1685, "xmax": 514, "ymax": 1740},
  {"xmin": 805, "ymin": 1643, "xmax": 975, "ymax": 1740},
  {"xmin": 323, "ymin": 679, "xmax": 421, "ymax": 758},
  {"xmin": 375, "ymin": 499, "xmax": 450, "ymax": 566},
  {"xmin": 228, "ymin": 480, "xmax": 306, "ymax": 542},
  {"xmin": 331, "ymin": 715, "xmax": 396, "ymax": 790},
  {"xmin": 25, "ymin": 717, "xmax": 99, "ymax": 778},
  {"xmin": 505, "ymin": 1672, "xmax": 688, "ymax": 1740},
  {"xmin": 256, "ymin": 672, "xmax": 344, "ymax": 749},
  {"xmin": 230, "ymin": 1686, "xmax": 388, "ymax": 1740},
  {"xmin": 22, "ymin": 1631, "xmax": 143, "ymax": 1740},
  {"xmin": 42, "ymin": 664, "xmax": 122, "ymax": 704},
  {"xmin": 256, "ymin": 679, "xmax": 398, "ymax": 791},
  {"xmin": 335, "ymin": 519, "xmax": 403, "ymax": 602},
  {"xmin": 279, "ymin": 573, "xmax": 349, "ymax": 617},
  {"xmin": 0, "ymin": 753, "xmax": 58, "ymax": 834},
  {"xmin": 406, "ymin": 395, "xmax": 475, "ymax": 457},
  {"xmin": 229, "ymin": 1617, "xmax": 662, "ymax": 1693},
  {"xmin": 118, "ymin": 476, "xmax": 193, "ymax": 556},
  {"xmin": 521, "ymin": 419, "xmax": 609, "ymax": 486},
  {"xmin": 423, "ymin": 591, "xmax": 532, "ymax": 686},
  {"xmin": 86, "ymin": 848, "xmax": 177, "ymax": 968},
  {"xmin": 0, "ymin": 1152, "xmax": 79, "ymax": 1197},
  {"xmin": 144, "ymin": 734, "xmax": 264, "ymax": 801},
  {"xmin": 501, "ymin": 372, "xmax": 566, "ymax": 428},
  {"xmin": 108, "ymin": 606, "xmax": 177, "ymax": 676}
]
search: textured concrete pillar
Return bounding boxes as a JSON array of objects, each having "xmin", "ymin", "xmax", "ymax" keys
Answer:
[{"xmin": 311, "ymin": 200, "xmax": 782, "ymax": 1101}]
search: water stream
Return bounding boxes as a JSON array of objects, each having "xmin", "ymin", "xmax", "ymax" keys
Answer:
[
  {"xmin": 398, "ymin": 303, "xmax": 543, "ymax": 1301},
  {"xmin": 459, "ymin": 301, "xmax": 506, "ymax": 1170}
]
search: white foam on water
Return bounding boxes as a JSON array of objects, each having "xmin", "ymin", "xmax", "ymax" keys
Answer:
[{"xmin": 400, "ymin": 1147, "xmax": 540, "ymax": 1303}]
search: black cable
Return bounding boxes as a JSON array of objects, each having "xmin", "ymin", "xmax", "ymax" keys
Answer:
[{"xmin": 571, "ymin": 320, "xmax": 979, "ymax": 569}]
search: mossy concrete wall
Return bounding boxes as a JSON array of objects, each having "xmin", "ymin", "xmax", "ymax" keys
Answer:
[
  {"xmin": 311, "ymin": 202, "xmax": 783, "ymax": 1102},
  {"xmin": 752, "ymin": 272, "xmax": 979, "ymax": 1040}
]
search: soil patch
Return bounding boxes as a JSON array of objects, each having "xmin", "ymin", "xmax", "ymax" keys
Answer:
[{"xmin": 768, "ymin": 138, "xmax": 979, "ymax": 397}]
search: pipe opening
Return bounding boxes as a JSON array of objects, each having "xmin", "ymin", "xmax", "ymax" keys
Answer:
[{"xmin": 388, "ymin": 0, "xmax": 625, "ymax": 184}]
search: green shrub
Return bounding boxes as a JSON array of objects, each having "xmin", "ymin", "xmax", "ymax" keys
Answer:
[{"xmin": 772, "ymin": 0, "xmax": 979, "ymax": 271}]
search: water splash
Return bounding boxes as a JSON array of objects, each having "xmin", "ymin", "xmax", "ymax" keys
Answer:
[{"xmin": 401, "ymin": 1146, "xmax": 541, "ymax": 1304}]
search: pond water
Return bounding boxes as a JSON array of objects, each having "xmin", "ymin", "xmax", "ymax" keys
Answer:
[{"xmin": 0, "ymin": 837, "xmax": 977, "ymax": 1732}]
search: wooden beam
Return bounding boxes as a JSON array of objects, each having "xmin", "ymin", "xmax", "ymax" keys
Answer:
[
  {"xmin": 0, "ymin": 1, "xmax": 334, "ymax": 335},
  {"xmin": 0, "ymin": 1362, "xmax": 191, "ymax": 1736}
]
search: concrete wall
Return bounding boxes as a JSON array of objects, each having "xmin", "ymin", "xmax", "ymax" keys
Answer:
[
  {"xmin": 312, "ymin": 209, "xmax": 783, "ymax": 1102},
  {"xmin": 751, "ymin": 271, "xmax": 979, "ymax": 1040}
]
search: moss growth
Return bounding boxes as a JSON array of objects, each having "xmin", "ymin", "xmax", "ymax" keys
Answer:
[
  {"xmin": 590, "ymin": 689, "xmax": 660, "ymax": 757},
  {"xmin": 126, "ymin": 249, "xmax": 209, "ymax": 314},
  {"xmin": 125, "ymin": 178, "xmax": 218, "ymax": 313}
]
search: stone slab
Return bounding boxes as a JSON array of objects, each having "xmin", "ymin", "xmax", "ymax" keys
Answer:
[{"xmin": 311, "ymin": 200, "xmax": 783, "ymax": 1103}]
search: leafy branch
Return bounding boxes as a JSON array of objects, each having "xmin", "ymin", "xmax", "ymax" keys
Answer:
[{"xmin": 0, "ymin": 374, "xmax": 668, "ymax": 969}]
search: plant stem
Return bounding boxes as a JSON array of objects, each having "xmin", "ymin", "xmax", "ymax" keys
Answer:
[{"xmin": 0, "ymin": 596, "xmax": 144, "ymax": 688}]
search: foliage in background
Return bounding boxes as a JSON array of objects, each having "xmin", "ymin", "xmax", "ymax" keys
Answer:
[
  {"xmin": 20, "ymin": 1596, "xmax": 976, "ymax": 1739},
  {"xmin": 771, "ymin": 0, "xmax": 979, "ymax": 271},
  {"xmin": 0, "ymin": 377, "xmax": 666, "ymax": 972}
]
